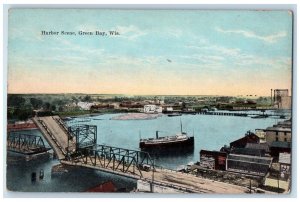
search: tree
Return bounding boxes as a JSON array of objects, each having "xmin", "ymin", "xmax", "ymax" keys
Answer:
[
  {"xmin": 43, "ymin": 102, "xmax": 51, "ymax": 110},
  {"xmin": 58, "ymin": 106, "xmax": 64, "ymax": 112},
  {"xmin": 13, "ymin": 108, "xmax": 33, "ymax": 120},
  {"xmin": 30, "ymin": 98, "xmax": 43, "ymax": 109},
  {"xmin": 51, "ymin": 105, "xmax": 56, "ymax": 111},
  {"xmin": 7, "ymin": 95, "xmax": 25, "ymax": 107},
  {"xmin": 83, "ymin": 95, "xmax": 92, "ymax": 102},
  {"xmin": 71, "ymin": 96, "xmax": 78, "ymax": 104}
]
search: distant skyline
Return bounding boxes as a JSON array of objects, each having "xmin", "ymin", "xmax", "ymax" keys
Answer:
[{"xmin": 8, "ymin": 10, "xmax": 292, "ymax": 96}]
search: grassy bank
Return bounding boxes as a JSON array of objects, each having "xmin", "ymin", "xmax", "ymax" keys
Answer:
[{"xmin": 56, "ymin": 110, "xmax": 91, "ymax": 118}]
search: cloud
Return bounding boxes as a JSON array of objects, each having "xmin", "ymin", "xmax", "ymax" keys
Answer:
[
  {"xmin": 180, "ymin": 55, "xmax": 224, "ymax": 65},
  {"xmin": 183, "ymin": 41, "xmax": 291, "ymax": 74},
  {"xmin": 51, "ymin": 38, "xmax": 105, "ymax": 57},
  {"xmin": 115, "ymin": 25, "xmax": 147, "ymax": 40},
  {"xmin": 76, "ymin": 25, "xmax": 101, "ymax": 32},
  {"xmin": 165, "ymin": 28, "xmax": 183, "ymax": 38},
  {"xmin": 215, "ymin": 27, "xmax": 287, "ymax": 43},
  {"xmin": 9, "ymin": 27, "xmax": 45, "ymax": 42},
  {"xmin": 187, "ymin": 44, "xmax": 241, "ymax": 57}
]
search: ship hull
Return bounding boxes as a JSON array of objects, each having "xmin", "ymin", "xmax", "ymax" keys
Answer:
[{"xmin": 140, "ymin": 137, "xmax": 194, "ymax": 153}]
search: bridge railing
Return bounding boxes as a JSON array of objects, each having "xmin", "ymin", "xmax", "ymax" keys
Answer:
[
  {"xmin": 68, "ymin": 144, "xmax": 154, "ymax": 178},
  {"xmin": 7, "ymin": 132, "xmax": 49, "ymax": 153}
]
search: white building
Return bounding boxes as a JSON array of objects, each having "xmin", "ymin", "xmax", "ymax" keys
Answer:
[
  {"xmin": 166, "ymin": 107, "xmax": 173, "ymax": 112},
  {"xmin": 77, "ymin": 102, "xmax": 94, "ymax": 110},
  {"xmin": 143, "ymin": 105, "xmax": 162, "ymax": 113}
]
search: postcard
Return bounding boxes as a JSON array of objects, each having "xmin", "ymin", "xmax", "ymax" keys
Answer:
[{"xmin": 6, "ymin": 9, "xmax": 292, "ymax": 194}]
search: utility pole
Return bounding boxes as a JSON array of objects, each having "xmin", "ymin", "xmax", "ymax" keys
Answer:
[
  {"xmin": 150, "ymin": 158, "xmax": 155, "ymax": 193},
  {"xmin": 152, "ymin": 158, "xmax": 155, "ymax": 193},
  {"xmin": 277, "ymin": 172, "xmax": 280, "ymax": 193}
]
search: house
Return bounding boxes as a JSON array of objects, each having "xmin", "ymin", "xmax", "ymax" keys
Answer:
[
  {"xmin": 77, "ymin": 102, "xmax": 95, "ymax": 110},
  {"xmin": 143, "ymin": 105, "xmax": 162, "ymax": 113},
  {"xmin": 229, "ymin": 131, "xmax": 260, "ymax": 148}
]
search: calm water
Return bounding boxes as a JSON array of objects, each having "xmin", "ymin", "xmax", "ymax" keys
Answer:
[
  {"xmin": 6, "ymin": 151, "xmax": 136, "ymax": 192},
  {"xmin": 67, "ymin": 113, "xmax": 281, "ymax": 168},
  {"xmin": 7, "ymin": 113, "xmax": 284, "ymax": 192}
]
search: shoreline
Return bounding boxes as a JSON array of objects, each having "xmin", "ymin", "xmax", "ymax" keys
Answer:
[{"xmin": 110, "ymin": 113, "xmax": 163, "ymax": 120}]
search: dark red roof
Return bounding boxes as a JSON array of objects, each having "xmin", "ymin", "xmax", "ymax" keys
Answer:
[
  {"xmin": 86, "ymin": 181, "xmax": 116, "ymax": 192},
  {"xmin": 230, "ymin": 132, "xmax": 259, "ymax": 148},
  {"xmin": 7, "ymin": 122, "xmax": 37, "ymax": 132}
]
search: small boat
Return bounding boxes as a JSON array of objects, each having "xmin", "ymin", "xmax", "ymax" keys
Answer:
[
  {"xmin": 93, "ymin": 118, "xmax": 103, "ymax": 120},
  {"xmin": 76, "ymin": 119, "xmax": 91, "ymax": 122},
  {"xmin": 167, "ymin": 113, "xmax": 182, "ymax": 117},
  {"xmin": 62, "ymin": 117, "xmax": 73, "ymax": 121},
  {"xmin": 251, "ymin": 115, "xmax": 269, "ymax": 119}
]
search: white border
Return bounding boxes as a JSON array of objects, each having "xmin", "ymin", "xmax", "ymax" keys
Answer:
[{"xmin": 1, "ymin": 1, "xmax": 298, "ymax": 201}]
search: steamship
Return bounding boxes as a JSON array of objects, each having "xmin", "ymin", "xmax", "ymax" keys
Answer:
[{"xmin": 139, "ymin": 122, "xmax": 194, "ymax": 151}]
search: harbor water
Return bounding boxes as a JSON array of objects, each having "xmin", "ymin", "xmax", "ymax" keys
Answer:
[{"xmin": 6, "ymin": 112, "xmax": 285, "ymax": 192}]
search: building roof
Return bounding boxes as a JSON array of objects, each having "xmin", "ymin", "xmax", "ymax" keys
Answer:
[
  {"xmin": 228, "ymin": 154, "xmax": 272, "ymax": 165},
  {"xmin": 200, "ymin": 149, "xmax": 227, "ymax": 157},
  {"xmin": 277, "ymin": 120, "xmax": 291, "ymax": 126},
  {"xmin": 270, "ymin": 141, "xmax": 291, "ymax": 149},
  {"xmin": 86, "ymin": 181, "xmax": 116, "ymax": 192},
  {"xmin": 265, "ymin": 127, "xmax": 291, "ymax": 132},
  {"xmin": 231, "ymin": 147, "xmax": 265, "ymax": 157},
  {"xmin": 279, "ymin": 153, "xmax": 291, "ymax": 165},
  {"xmin": 230, "ymin": 132, "xmax": 259, "ymax": 148},
  {"xmin": 245, "ymin": 143, "xmax": 270, "ymax": 153}
]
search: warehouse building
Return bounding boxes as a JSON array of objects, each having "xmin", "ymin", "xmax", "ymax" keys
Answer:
[
  {"xmin": 265, "ymin": 127, "xmax": 291, "ymax": 144},
  {"xmin": 227, "ymin": 154, "xmax": 272, "ymax": 176}
]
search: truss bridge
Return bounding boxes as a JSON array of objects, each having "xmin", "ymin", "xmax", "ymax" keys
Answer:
[{"xmin": 7, "ymin": 132, "xmax": 51, "ymax": 154}]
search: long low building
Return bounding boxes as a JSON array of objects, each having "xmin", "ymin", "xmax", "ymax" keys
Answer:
[{"xmin": 227, "ymin": 154, "xmax": 273, "ymax": 176}]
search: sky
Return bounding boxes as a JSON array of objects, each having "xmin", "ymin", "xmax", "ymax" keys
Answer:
[{"xmin": 8, "ymin": 9, "xmax": 293, "ymax": 96}]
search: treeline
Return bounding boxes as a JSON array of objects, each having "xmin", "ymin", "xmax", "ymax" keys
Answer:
[
  {"xmin": 7, "ymin": 94, "xmax": 96, "ymax": 120},
  {"xmin": 8, "ymin": 95, "xmax": 54, "ymax": 120}
]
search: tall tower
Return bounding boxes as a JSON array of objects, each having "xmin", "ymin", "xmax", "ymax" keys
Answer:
[{"xmin": 270, "ymin": 89, "xmax": 273, "ymax": 105}]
